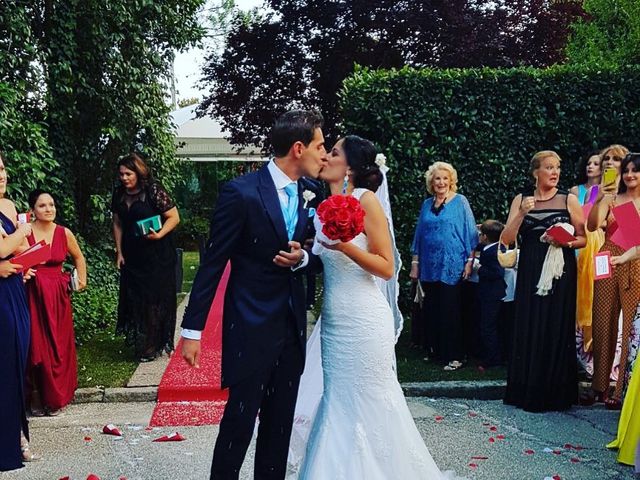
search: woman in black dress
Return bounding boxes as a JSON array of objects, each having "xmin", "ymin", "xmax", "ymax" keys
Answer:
[
  {"xmin": 501, "ymin": 151, "xmax": 586, "ymax": 412},
  {"xmin": 112, "ymin": 153, "xmax": 180, "ymax": 361}
]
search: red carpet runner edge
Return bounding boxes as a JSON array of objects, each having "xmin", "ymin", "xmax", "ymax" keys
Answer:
[{"xmin": 149, "ymin": 265, "xmax": 230, "ymax": 426}]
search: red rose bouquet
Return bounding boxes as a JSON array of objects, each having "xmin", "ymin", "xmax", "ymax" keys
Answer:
[{"xmin": 315, "ymin": 194, "xmax": 366, "ymax": 244}]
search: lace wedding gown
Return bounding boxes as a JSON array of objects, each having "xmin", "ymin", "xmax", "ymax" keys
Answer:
[{"xmin": 296, "ymin": 189, "xmax": 460, "ymax": 480}]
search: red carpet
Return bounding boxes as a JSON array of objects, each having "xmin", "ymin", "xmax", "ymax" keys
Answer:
[{"xmin": 149, "ymin": 265, "xmax": 230, "ymax": 426}]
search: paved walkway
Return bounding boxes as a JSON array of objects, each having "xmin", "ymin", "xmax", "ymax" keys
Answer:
[{"xmin": 3, "ymin": 399, "xmax": 634, "ymax": 480}]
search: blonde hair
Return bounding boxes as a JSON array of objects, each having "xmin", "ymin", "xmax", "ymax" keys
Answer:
[
  {"xmin": 424, "ymin": 161, "xmax": 458, "ymax": 195},
  {"xmin": 530, "ymin": 150, "xmax": 561, "ymax": 178}
]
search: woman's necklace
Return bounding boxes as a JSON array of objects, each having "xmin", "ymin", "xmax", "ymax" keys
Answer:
[{"xmin": 431, "ymin": 193, "xmax": 448, "ymax": 216}]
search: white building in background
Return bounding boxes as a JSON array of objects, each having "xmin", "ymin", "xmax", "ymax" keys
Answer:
[{"xmin": 170, "ymin": 105, "xmax": 267, "ymax": 162}]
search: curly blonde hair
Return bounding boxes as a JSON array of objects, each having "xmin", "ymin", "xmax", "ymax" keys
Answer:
[{"xmin": 424, "ymin": 161, "xmax": 458, "ymax": 195}]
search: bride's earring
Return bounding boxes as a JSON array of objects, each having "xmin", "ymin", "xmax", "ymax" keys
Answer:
[{"xmin": 341, "ymin": 173, "xmax": 349, "ymax": 195}]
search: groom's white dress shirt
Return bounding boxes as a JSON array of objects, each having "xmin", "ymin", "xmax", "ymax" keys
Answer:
[{"xmin": 181, "ymin": 160, "xmax": 309, "ymax": 341}]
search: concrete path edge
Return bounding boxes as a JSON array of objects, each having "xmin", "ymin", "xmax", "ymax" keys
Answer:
[{"xmin": 73, "ymin": 380, "xmax": 508, "ymax": 404}]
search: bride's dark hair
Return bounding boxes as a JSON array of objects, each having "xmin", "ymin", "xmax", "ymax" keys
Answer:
[{"xmin": 342, "ymin": 135, "xmax": 383, "ymax": 193}]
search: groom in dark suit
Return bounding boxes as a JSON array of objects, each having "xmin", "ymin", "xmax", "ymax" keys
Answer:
[{"xmin": 181, "ymin": 110, "xmax": 326, "ymax": 479}]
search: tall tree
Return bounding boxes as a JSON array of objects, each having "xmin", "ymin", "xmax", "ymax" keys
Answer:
[
  {"xmin": 30, "ymin": 0, "xmax": 206, "ymax": 236},
  {"xmin": 565, "ymin": 0, "xmax": 640, "ymax": 67},
  {"xmin": 199, "ymin": 0, "xmax": 584, "ymax": 151},
  {"xmin": 0, "ymin": 2, "xmax": 57, "ymax": 208}
]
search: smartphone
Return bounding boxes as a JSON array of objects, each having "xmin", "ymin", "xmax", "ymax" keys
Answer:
[
  {"xmin": 603, "ymin": 168, "xmax": 617, "ymax": 187},
  {"xmin": 17, "ymin": 212, "xmax": 31, "ymax": 224}
]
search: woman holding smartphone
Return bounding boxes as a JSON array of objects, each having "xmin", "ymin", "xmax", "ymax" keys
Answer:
[
  {"xmin": 587, "ymin": 147, "xmax": 640, "ymax": 409},
  {"xmin": 112, "ymin": 153, "xmax": 180, "ymax": 362}
]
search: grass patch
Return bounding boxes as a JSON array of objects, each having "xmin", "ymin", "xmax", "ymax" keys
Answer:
[
  {"xmin": 178, "ymin": 250, "xmax": 200, "ymax": 305},
  {"xmin": 77, "ymin": 332, "xmax": 137, "ymax": 388},
  {"xmin": 395, "ymin": 330, "xmax": 507, "ymax": 383},
  {"xmin": 77, "ymin": 251, "xmax": 201, "ymax": 388}
]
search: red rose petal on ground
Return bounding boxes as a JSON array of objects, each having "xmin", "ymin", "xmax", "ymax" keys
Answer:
[
  {"xmin": 564, "ymin": 443, "xmax": 573, "ymax": 449},
  {"xmin": 496, "ymin": 434, "xmax": 506, "ymax": 440},
  {"xmin": 471, "ymin": 456, "xmax": 489, "ymax": 460},
  {"xmin": 524, "ymin": 449, "xmax": 535, "ymax": 455},
  {"xmin": 145, "ymin": 427, "xmax": 153, "ymax": 431},
  {"xmin": 86, "ymin": 475, "xmax": 101, "ymax": 480},
  {"xmin": 489, "ymin": 426, "xmax": 497, "ymax": 431},
  {"xmin": 468, "ymin": 463, "xmax": 478, "ymax": 469},
  {"xmin": 84, "ymin": 436, "xmax": 92, "ymax": 442},
  {"xmin": 59, "ymin": 477, "xmax": 70, "ymax": 480},
  {"xmin": 119, "ymin": 477, "xmax": 128, "ymax": 480},
  {"xmin": 570, "ymin": 457, "xmax": 580, "ymax": 463},
  {"xmin": 153, "ymin": 432, "xmax": 186, "ymax": 442},
  {"xmin": 488, "ymin": 437, "xmax": 495, "ymax": 443},
  {"xmin": 435, "ymin": 416, "xmax": 444, "ymax": 422},
  {"xmin": 553, "ymin": 450, "xmax": 562, "ymax": 455},
  {"xmin": 102, "ymin": 424, "xmax": 123, "ymax": 437},
  {"xmin": 468, "ymin": 412, "xmax": 478, "ymax": 417},
  {"xmin": 553, "ymin": 476, "xmax": 561, "ymax": 480}
]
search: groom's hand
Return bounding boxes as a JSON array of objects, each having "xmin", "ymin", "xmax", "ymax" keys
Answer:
[
  {"xmin": 273, "ymin": 241, "xmax": 303, "ymax": 268},
  {"xmin": 182, "ymin": 338, "xmax": 201, "ymax": 368}
]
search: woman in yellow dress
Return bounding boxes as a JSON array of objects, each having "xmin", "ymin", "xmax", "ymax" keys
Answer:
[{"xmin": 570, "ymin": 150, "xmax": 604, "ymax": 376}]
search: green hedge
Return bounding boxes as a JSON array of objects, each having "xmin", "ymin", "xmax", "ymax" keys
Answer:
[
  {"xmin": 340, "ymin": 65, "xmax": 640, "ymax": 304},
  {"xmin": 71, "ymin": 241, "xmax": 119, "ymax": 344}
]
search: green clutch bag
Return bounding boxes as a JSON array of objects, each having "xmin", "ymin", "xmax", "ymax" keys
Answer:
[{"xmin": 136, "ymin": 215, "xmax": 162, "ymax": 236}]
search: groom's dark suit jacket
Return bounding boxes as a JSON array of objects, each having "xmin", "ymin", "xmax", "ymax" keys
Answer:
[{"xmin": 182, "ymin": 165, "xmax": 321, "ymax": 388}]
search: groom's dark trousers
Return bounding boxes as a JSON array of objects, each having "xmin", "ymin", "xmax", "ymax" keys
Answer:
[
  {"xmin": 181, "ymin": 166, "xmax": 322, "ymax": 480},
  {"xmin": 211, "ymin": 310, "xmax": 303, "ymax": 479}
]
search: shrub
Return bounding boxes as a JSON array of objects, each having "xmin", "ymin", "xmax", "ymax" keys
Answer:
[
  {"xmin": 340, "ymin": 65, "xmax": 640, "ymax": 308},
  {"xmin": 71, "ymin": 241, "xmax": 119, "ymax": 344}
]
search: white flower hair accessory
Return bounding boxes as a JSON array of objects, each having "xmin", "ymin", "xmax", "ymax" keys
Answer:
[
  {"xmin": 302, "ymin": 189, "xmax": 316, "ymax": 208},
  {"xmin": 375, "ymin": 153, "xmax": 386, "ymax": 168}
]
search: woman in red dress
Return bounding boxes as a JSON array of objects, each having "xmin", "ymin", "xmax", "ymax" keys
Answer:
[{"xmin": 26, "ymin": 189, "xmax": 87, "ymax": 415}]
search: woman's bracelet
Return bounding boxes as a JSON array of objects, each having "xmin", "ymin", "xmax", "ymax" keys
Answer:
[{"xmin": 411, "ymin": 260, "xmax": 419, "ymax": 265}]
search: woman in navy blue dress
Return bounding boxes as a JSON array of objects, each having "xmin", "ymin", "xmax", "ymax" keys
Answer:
[{"xmin": 0, "ymin": 152, "xmax": 36, "ymax": 471}]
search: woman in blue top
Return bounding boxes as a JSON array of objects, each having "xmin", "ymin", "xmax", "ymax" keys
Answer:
[
  {"xmin": 410, "ymin": 161, "xmax": 478, "ymax": 371},
  {"xmin": 570, "ymin": 150, "xmax": 602, "ymax": 205}
]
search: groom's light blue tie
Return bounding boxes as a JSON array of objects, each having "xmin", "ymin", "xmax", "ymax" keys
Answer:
[{"xmin": 283, "ymin": 183, "xmax": 298, "ymax": 240}]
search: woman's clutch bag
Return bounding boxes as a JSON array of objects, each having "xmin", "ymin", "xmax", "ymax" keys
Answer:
[{"xmin": 136, "ymin": 215, "xmax": 162, "ymax": 236}]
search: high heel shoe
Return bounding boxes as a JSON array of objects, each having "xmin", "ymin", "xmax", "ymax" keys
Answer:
[{"xmin": 20, "ymin": 435, "xmax": 41, "ymax": 462}]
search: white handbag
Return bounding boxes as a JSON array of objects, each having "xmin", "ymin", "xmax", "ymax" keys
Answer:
[{"xmin": 69, "ymin": 267, "xmax": 80, "ymax": 292}]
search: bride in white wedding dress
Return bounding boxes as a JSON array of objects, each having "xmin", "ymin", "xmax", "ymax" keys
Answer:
[{"xmin": 290, "ymin": 136, "xmax": 462, "ymax": 480}]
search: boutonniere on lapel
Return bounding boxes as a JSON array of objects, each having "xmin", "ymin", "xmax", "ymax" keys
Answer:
[{"xmin": 302, "ymin": 190, "xmax": 316, "ymax": 208}]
